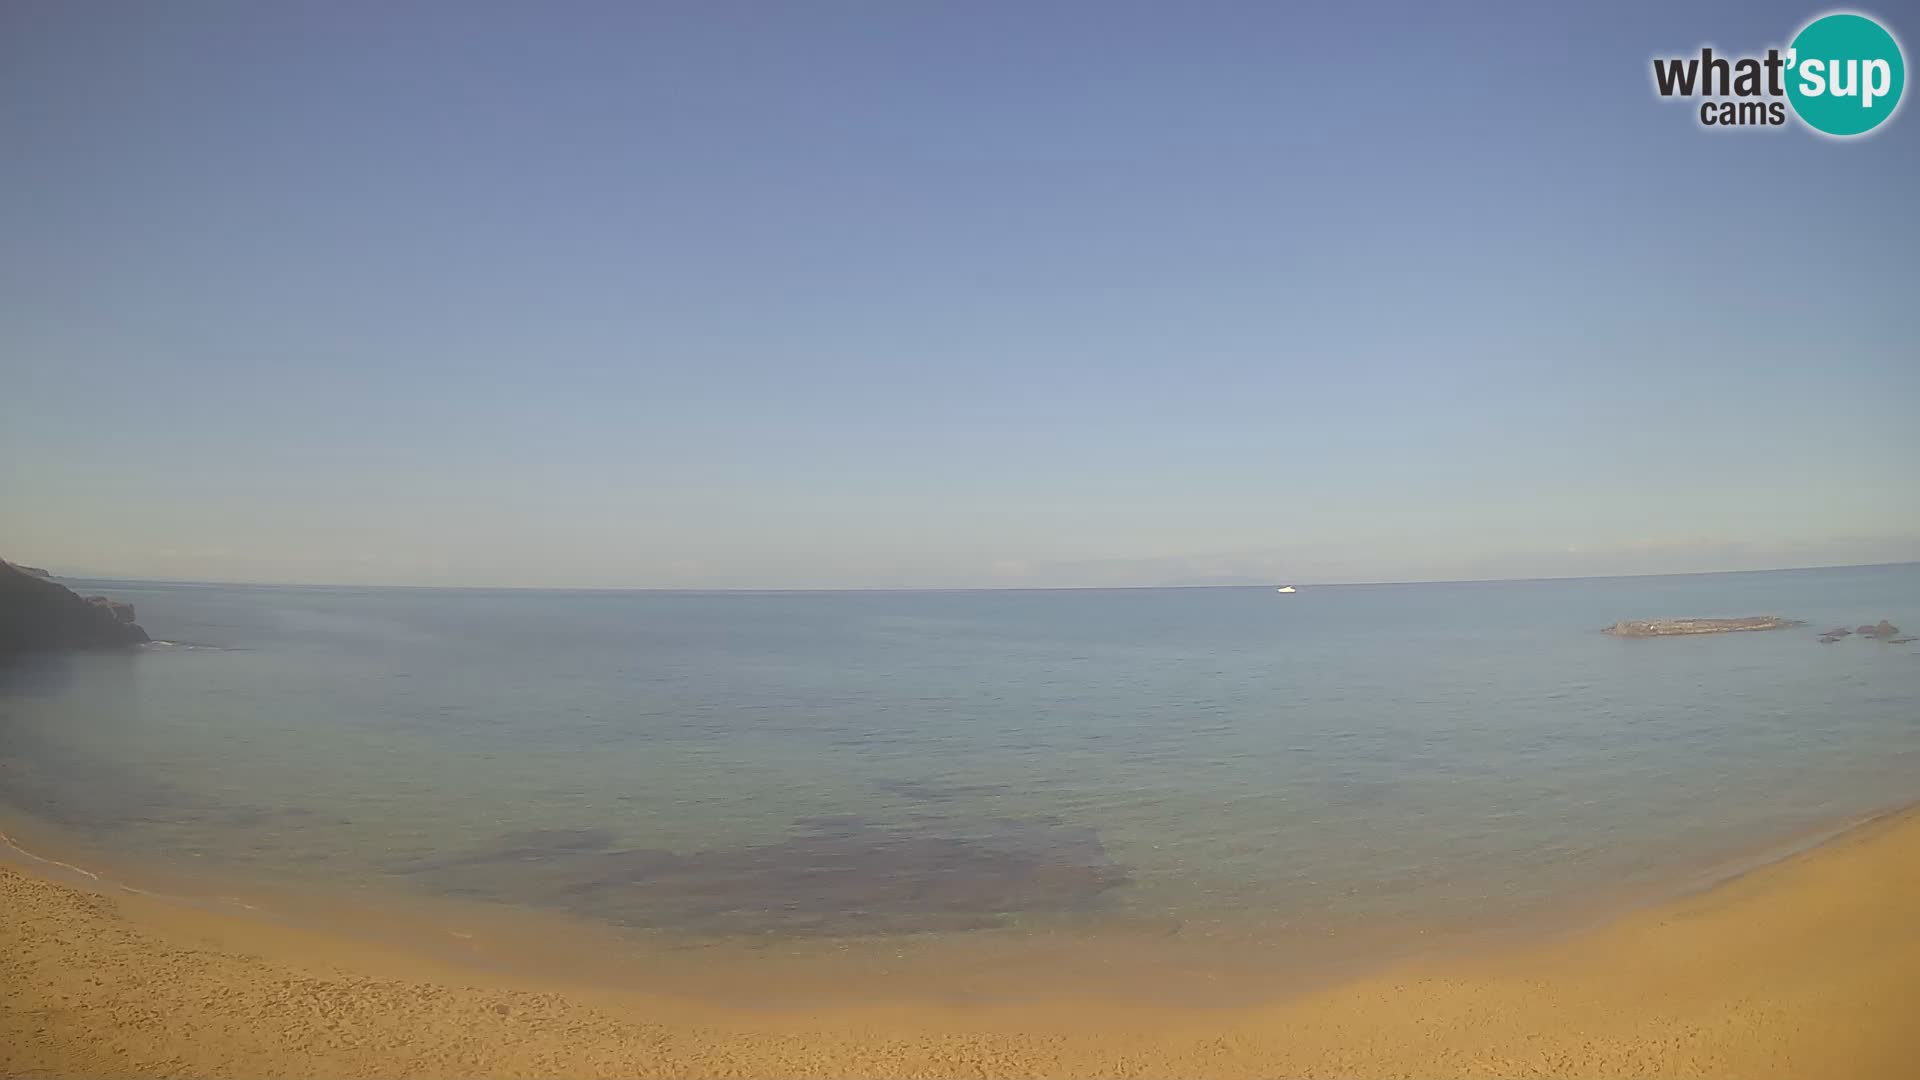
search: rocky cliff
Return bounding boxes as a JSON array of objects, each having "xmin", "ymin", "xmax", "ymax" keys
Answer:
[{"xmin": 0, "ymin": 559, "xmax": 150, "ymax": 652}]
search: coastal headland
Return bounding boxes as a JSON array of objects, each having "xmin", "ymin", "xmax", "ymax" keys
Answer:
[{"xmin": 0, "ymin": 559, "xmax": 149, "ymax": 652}]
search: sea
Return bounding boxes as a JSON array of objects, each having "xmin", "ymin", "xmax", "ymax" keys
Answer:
[{"xmin": 3, "ymin": 564, "xmax": 1917, "ymax": 1001}]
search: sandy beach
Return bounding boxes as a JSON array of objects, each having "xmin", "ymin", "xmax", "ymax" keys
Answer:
[{"xmin": 2, "ymin": 808, "xmax": 1915, "ymax": 1079}]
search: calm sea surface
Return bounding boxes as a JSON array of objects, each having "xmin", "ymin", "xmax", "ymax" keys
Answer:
[{"xmin": 3, "ymin": 566, "xmax": 1917, "ymax": 973}]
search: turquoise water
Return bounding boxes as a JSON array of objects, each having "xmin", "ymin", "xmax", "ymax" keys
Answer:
[{"xmin": 2, "ymin": 566, "xmax": 1916, "ymax": 945}]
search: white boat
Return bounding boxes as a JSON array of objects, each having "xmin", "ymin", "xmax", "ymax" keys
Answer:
[{"xmin": 1275, "ymin": 585, "xmax": 1297, "ymax": 593}]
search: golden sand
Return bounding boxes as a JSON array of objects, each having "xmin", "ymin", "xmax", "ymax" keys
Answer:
[{"xmin": 4, "ymin": 810, "xmax": 1917, "ymax": 1079}]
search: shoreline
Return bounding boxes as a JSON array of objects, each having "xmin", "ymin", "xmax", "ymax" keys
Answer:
[
  {"xmin": 5, "ymin": 804, "xmax": 1918, "ymax": 1077},
  {"xmin": 1, "ymin": 798, "xmax": 1908, "ymax": 1011}
]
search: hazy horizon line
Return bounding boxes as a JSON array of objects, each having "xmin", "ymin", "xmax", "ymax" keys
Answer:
[{"xmin": 29, "ymin": 559, "xmax": 1920, "ymax": 595}]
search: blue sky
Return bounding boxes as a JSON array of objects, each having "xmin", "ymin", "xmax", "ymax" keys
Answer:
[{"xmin": 3, "ymin": 1, "xmax": 1916, "ymax": 587}]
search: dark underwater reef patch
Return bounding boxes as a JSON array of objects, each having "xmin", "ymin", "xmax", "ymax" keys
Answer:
[{"xmin": 393, "ymin": 813, "xmax": 1130, "ymax": 936}]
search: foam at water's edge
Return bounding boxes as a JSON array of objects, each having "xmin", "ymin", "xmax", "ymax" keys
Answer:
[
  {"xmin": 1674, "ymin": 798, "xmax": 1920, "ymax": 898},
  {"xmin": 0, "ymin": 828, "xmax": 105, "ymax": 881},
  {"xmin": 0, "ymin": 828, "xmax": 259, "ymax": 911}
]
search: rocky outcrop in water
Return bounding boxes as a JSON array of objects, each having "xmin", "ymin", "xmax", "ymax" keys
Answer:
[
  {"xmin": 0, "ymin": 559, "xmax": 149, "ymax": 652},
  {"xmin": 1819, "ymin": 620, "xmax": 1906, "ymax": 644},
  {"xmin": 1604, "ymin": 616, "xmax": 1800, "ymax": 637}
]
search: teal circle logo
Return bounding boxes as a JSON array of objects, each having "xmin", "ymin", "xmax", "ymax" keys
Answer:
[{"xmin": 1786, "ymin": 13, "xmax": 1905, "ymax": 136}]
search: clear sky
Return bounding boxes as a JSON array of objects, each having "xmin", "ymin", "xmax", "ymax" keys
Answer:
[{"xmin": 3, "ymin": 1, "xmax": 1916, "ymax": 588}]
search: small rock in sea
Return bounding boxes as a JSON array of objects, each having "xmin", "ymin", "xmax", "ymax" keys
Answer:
[
  {"xmin": 1821, "ymin": 627, "xmax": 1853, "ymax": 638},
  {"xmin": 1857, "ymin": 620, "xmax": 1901, "ymax": 639},
  {"xmin": 1886, "ymin": 636, "xmax": 1916, "ymax": 645},
  {"xmin": 1818, "ymin": 635, "xmax": 1842, "ymax": 644}
]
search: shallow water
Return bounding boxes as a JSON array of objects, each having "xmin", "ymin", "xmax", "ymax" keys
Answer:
[{"xmin": 2, "ymin": 566, "xmax": 1916, "ymax": 958}]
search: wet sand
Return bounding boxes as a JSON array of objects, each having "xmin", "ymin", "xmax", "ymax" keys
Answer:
[{"xmin": 4, "ymin": 808, "xmax": 1917, "ymax": 1079}]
